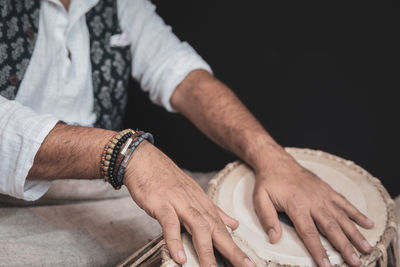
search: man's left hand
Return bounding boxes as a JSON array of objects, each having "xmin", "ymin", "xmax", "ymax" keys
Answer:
[{"xmin": 252, "ymin": 150, "xmax": 374, "ymax": 267}]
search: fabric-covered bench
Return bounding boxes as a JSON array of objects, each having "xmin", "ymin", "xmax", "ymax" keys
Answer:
[{"xmin": 0, "ymin": 172, "xmax": 398, "ymax": 267}]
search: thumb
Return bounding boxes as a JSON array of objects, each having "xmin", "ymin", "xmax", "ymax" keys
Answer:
[{"xmin": 253, "ymin": 188, "xmax": 282, "ymax": 243}]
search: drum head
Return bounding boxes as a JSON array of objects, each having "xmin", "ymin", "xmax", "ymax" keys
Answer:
[{"xmin": 207, "ymin": 148, "xmax": 389, "ymax": 266}]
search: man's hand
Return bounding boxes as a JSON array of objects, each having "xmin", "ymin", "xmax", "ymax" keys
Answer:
[
  {"xmin": 252, "ymin": 149, "xmax": 374, "ymax": 267},
  {"xmin": 123, "ymin": 141, "xmax": 255, "ymax": 267},
  {"xmin": 171, "ymin": 70, "xmax": 376, "ymax": 266}
]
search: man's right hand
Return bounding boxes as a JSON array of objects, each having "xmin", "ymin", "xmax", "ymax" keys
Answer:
[{"xmin": 123, "ymin": 141, "xmax": 255, "ymax": 267}]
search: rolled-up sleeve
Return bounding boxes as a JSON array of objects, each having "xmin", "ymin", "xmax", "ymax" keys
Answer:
[
  {"xmin": 117, "ymin": 0, "xmax": 212, "ymax": 112},
  {"xmin": 0, "ymin": 96, "xmax": 59, "ymax": 201}
]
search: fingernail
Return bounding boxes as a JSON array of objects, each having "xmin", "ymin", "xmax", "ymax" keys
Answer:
[
  {"xmin": 177, "ymin": 250, "xmax": 186, "ymax": 261},
  {"xmin": 366, "ymin": 218, "xmax": 375, "ymax": 227},
  {"xmin": 352, "ymin": 253, "xmax": 361, "ymax": 265},
  {"xmin": 362, "ymin": 239, "xmax": 372, "ymax": 251},
  {"xmin": 323, "ymin": 258, "xmax": 332, "ymax": 267},
  {"xmin": 244, "ymin": 257, "xmax": 256, "ymax": 267},
  {"xmin": 268, "ymin": 228, "xmax": 276, "ymax": 239}
]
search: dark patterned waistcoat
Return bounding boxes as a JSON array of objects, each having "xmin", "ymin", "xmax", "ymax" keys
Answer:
[{"xmin": 0, "ymin": 0, "xmax": 132, "ymax": 130}]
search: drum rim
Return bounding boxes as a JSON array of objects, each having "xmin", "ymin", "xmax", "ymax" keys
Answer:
[{"xmin": 207, "ymin": 147, "xmax": 398, "ymax": 267}]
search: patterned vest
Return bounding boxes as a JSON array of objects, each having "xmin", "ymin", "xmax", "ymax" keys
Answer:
[{"xmin": 0, "ymin": 0, "xmax": 132, "ymax": 130}]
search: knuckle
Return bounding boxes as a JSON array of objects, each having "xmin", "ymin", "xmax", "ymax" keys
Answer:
[
  {"xmin": 330, "ymin": 191, "xmax": 341, "ymax": 202},
  {"xmin": 330, "ymin": 198, "xmax": 341, "ymax": 210},
  {"xmin": 299, "ymin": 226, "xmax": 319, "ymax": 238},
  {"xmin": 197, "ymin": 220, "xmax": 211, "ymax": 233},
  {"xmin": 316, "ymin": 205, "xmax": 330, "ymax": 216},
  {"xmin": 286, "ymin": 199, "xmax": 298, "ymax": 214},
  {"xmin": 163, "ymin": 219, "xmax": 180, "ymax": 229},
  {"xmin": 200, "ymin": 246, "xmax": 214, "ymax": 257},
  {"xmin": 341, "ymin": 241, "xmax": 354, "ymax": 253},
  {"xmin": 188, "ymin": 207, "xmax": 202, "ymax": 218},
  {"xmin": 166, "ymin": 238, "xmax": 181, "ymax": 245},
  {"xmin": 349, "ymin": 226, "xmax": 362, "ymax": 239},
  {"xmin": 336, "ymin": 209, "xmax": 347, "ymax": 219},
  {"xmin": 325, "ymin": 220, "xmax": 340, "ymax": 233},
  {"xmin": 154, "ymin": 204, "xmax": 172, "ymax": 217},
  {"xmin": 347, "ymin": 206, "xmax": 358, "ymax": 216},
  {"xmin": 204, "ymin": 211, "xmax": 219, "ymax": 225},
  {"xmin": 151, "ymin": 205, "xmax": 172, "ymax": 222},
  {"xmin": 287, "ymin": 196, "xmax": 308, "ymax": 215},
  {"xmin": 213, "ymin": 225, "xmax": 229, "ymax": 236},
  {"xmin": 338, "ymin": 210, "xmax": 354, "ymax": 225}
]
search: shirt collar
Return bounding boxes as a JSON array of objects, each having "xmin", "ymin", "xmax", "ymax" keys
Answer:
[{"xmin": 44, "ymin": 0, "xmax": 100, "ymax": 31}]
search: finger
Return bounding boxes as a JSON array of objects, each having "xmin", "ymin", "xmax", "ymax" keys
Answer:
[
  {"xmin": 253, "ymin": 189, "xmax": 282, "ymax": 243},
  {"xmin": 313, "ymin": 207, "xmax": 362, "ymax": 266},
  {"xmin": 332, "ymin": 207, "xmax": 372, "ymax": 254},
  {"xmin": 333, "ymin": 194, "xmax": 374, "ymax": 229},
  {"xmin": 216, "ymin": 206, "xmax": 239, "ymax": 230},
  {"xmin": 211, "ymin": 222, "xmax": 255, "ymax": 267},
  {"xmin": 182, "ymin": 207, "xmax": 217, "ymax": 267},
  {"xmin": 288, "ymin": 211, "xmax": 331, "ymax": 267},
  {"xmin": 155, "ymin": 205, "xmax": 186, "ymax": 264}
]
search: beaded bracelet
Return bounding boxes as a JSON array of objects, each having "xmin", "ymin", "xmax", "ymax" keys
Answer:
[
  {"xmin": 107, "ymin": 131, "xmax": 134, "ymax": 184},
  {"xmin": 100, "ymin": 129, "xmax": 135, "ymax": 182},
  {"xmin": 114, "ymin": 132, "xmax": 154, "ymax": 189},
  {"xmin": 108, "ymin": 131, "xmax": 144, "ymax": 189}
]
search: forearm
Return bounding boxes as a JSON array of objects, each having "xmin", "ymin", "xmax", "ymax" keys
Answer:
[
  {"xmin": 171, "ymin": 70, "xmax": 290, "ymax": 171},
  {"xmin": 27, "ymin": 123, "xmax": 115, "ymax": 180}
]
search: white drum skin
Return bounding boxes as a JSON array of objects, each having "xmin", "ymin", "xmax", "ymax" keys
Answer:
[{"xmin": 205, "ymin": 148, "xmax": 397, "ymax": 267}]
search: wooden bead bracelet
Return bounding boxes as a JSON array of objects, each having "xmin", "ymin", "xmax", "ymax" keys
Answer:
[{"xmin": 100, "ymin": 129, "xmax": 135, "ymax": 183}]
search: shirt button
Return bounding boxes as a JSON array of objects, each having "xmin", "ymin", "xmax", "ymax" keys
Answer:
[
  {"xmin": 25, "ymin": 28, "xmax": 36, "ymax": 40},
  {"xmin": 9, "ymin": 75, "xmax": 19, "ymax": 86}
]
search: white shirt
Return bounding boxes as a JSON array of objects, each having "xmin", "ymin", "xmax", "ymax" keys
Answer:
[{"xmin": 0, "ymin": 0, "xmax": 211, "ymax": 201}]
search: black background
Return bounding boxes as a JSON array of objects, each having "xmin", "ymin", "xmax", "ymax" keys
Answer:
[{"xmin": 125, "ymin": 1, "xmax": 399, "ymax": 197}]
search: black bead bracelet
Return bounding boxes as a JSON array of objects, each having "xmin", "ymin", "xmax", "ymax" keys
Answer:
[{"xmin": 107, "ymin": 131, "xmax": 134, "ymax": 187}]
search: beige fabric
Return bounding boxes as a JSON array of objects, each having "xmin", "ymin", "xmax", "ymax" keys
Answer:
[
  {"xmin": 0, "ymin": 171, "xmax": 216, "ymax": 267},
  {"xmin": 0, "ymin": 197, "xmax": 160, "ymax": 267}
]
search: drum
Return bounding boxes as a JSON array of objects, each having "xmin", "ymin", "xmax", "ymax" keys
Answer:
[{"xmin": 117, "ymin": 148, "xmax": 399, "ymax": 267}]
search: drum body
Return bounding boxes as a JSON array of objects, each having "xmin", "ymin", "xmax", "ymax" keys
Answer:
[{"xmin": 118, "ymin": 148, "xmax": 399, "ymax": 267}]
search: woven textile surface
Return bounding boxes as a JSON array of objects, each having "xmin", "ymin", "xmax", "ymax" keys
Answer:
[
  {"xmin": 0, "ymin": 172, "xmax": 397, "ymax": 267},
  {"xmin": 0, "ymin": 171, "xmax": 215, "ymax": 267}
]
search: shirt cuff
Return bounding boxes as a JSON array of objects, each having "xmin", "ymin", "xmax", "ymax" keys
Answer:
[
  {"xmin": 162, "ymin": 48, "xmax": 213, "ymax": 113},
  {"xmin": 18, "ymin": 116, "xmax": 59, "ymax": 201},
  {"xmin": 148, "ymin": 42, "xmax": 213, "ymax": 113},
  {"xmin": 0, "ymin": 99, "xmax": 59, "ymax": 201}
]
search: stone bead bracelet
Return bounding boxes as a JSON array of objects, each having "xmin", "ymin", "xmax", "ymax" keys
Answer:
[{"xmin": 115, "ymin": 132, "xmax": 154, "ymax": 189}]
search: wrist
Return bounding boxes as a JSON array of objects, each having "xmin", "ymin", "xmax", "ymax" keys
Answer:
[
  {"xmin": 99, "ymin": 129, "xmax": 154, "ymax": 189},
  {"xmin": 243, "ymin": 133, "xmax": 297, "ymax": 174},
  {"xmin": 123, "ymin": 140, "xmax": 153, "ymax": 188}
]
